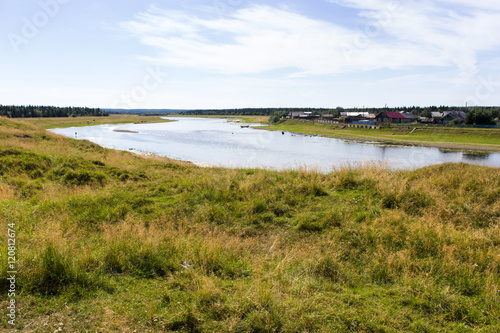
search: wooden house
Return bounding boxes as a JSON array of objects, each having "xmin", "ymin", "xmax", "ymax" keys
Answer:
[{"xmin": 376, "ymin": 112, "xmax": 406, "ymax": 124}]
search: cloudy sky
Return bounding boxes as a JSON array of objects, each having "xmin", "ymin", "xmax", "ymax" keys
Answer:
[{"xmin": 1, "ymin": 0, "xmax": 500, "ymax": 109}]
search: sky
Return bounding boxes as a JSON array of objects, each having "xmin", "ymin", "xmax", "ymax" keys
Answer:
[{"xmin": 1, "ymin": 0, "xmax": 500, "ymax": 109}]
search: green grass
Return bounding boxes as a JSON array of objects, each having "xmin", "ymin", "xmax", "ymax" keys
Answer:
[
  {"xmin": 0, "ymin": 117, "xmax": 499, "ymax": 332},
  {"xmin": 266, "ymin": 120, "xmax": 500, "ymax": 151}
]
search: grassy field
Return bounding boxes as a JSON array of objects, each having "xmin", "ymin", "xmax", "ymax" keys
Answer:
[
  {"xmin": 0, "ymin": 117, "xmax": 499, "ymax": 332},
  {"xmin": 21, "ymin": 114, "xmax": 172, "ymax": 129},
  {"xmin": 265, "ymin": 120, "xmax": 500, "ymax": 152}
]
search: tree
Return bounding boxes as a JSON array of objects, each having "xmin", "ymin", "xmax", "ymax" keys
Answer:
[
  {"xmin": 422, "ymin": 109, "xmax": 432, "ymax": 118},
  {"xmin": 269, "ymin": 110, "xmax": 288, "ymax": 124},
  {"xmin": 488, "ymin": 108, "xmax": 499, "ymax": 120},
  {"xmin": 466, "ymin": 108, "xmax": 495, "ymax": 125}
]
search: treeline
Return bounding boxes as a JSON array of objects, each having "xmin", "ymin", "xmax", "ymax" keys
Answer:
[
  {"xmin": 105, "ymin": 109, "xmax": 188, "ymax": 114},
  {"xmin": 0, "ymin": 105, "xmax": 109, "ymax": 118},
  {"xmin": 179, "ymin": 108, "xmax": 332, "ymax": 116},
  {"xmin": 176, "ymin": 106, "xmax": 500, "ymax": 119},
  {"xmin": 466, "ymin": 108, "xmax": 499, "ymax": 125}
]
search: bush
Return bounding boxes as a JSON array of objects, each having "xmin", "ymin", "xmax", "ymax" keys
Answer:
[
  {"xmin": 269, "ymin": 111, "xmax": 288, "ymax": 124},
  {"xmin": 448, "ymin": 118, "xmax": 463, "ymax": 126}
]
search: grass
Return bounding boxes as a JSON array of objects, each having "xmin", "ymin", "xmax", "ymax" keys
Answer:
[
  {"xmin": 266, "ymin": 120, "xmax": 500, "ymax": 151},
  {"xmin": 20, "ymin": 114, "xmax": 172, "ymax": 129},
  {"xmin": 0, "ymin": 117, "xmax": 499, "ymax": 332}
]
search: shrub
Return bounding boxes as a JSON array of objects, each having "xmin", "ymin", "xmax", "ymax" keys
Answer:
[
  {"xmin": 269, "ymin": 110, "xmax": 288, "ymax": 124},
  {"xmin": 448, "ymin": 118, "xmax": 463, "ymax": 126}
]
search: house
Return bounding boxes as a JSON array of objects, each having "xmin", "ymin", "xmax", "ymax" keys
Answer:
[
  {"xmin": 288, "ymin": 111, "xmax": 319, "ymax": 120},
  {"xmin": 340, "ymin": 112, "xmax": 375, "ymax": 124},
  {"xmin": 376, "ymin": 112, "xmax": 406, "ymax": 124},
  {"xmin": 419, "ymin": 117, "xmax": 435, "ymax": 124},
  {"xmin": 440, "ymin": 111, "xmax": 467, "ymax": 125},
  {"xmin": 400, "ymin": 112, "xmax": 418, "ymax": 123},
  {"xmin": 340, "ymin": 111, "xmax": 371, "ymax": 118},
  {"xmin": 319, "ymin": 114, "xmax": 335, "ymax": 123},
  {"xmin": 431, "ymin": 112, "xmax": 444, "ymax": 124}
]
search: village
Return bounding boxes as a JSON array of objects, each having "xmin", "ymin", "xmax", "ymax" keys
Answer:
[{"xmin": 288, "ymin": 110, "xmax": 470, "ymax": 126}]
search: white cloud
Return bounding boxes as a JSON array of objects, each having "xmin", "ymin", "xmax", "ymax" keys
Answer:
[
  {"xmin": 122, "ymin": 2, "xmax": 500, "ymax": 78},
  {"xmin": 329, "ymin": 0, "xmax": 500, "ymax": 76},
  {"xmin": 122, "ymin": 5, "xmax": 356, "ymax": 76},
  {"xmin": 436, "ymin": 0, "xmax": 500, "ymax": 11}
]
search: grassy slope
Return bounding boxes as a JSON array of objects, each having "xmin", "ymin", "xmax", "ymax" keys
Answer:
[
  {"xmin": 0, "ymin": 117, "xmax": 499, "ymax": 332},
  {"xmin": 266, "ymin": 120, "xmax": 500, "ymax": 151}
]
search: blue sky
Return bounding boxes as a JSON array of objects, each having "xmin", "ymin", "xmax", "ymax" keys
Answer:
[{"xmin": 1, "ymin": 0, "xmax": 500, "ymax": 109}]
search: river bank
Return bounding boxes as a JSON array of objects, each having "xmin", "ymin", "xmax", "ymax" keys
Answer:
[
  {"xmin": 261, "ymin": 120, "xmax": 500, "ymax": 153},
  {"xmin": 21, "ymin": 114, "xmax": 173, "ymax": 129}
]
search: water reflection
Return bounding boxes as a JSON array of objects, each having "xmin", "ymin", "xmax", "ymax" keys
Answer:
[{"xmin": 463, "ymin": 152, "xmax": 490, "ymax": 160}]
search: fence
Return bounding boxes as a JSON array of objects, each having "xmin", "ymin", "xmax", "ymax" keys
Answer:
[{"xmin": 392, "ymin": 123, "xmax": 500, "ymax": 129}]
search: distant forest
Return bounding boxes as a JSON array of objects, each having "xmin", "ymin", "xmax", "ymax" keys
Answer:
[
  {"xmin": 177, "ymin": 106, "xmax": 500, "ymax": 118},
  {"xmin": 180, "ymin": 108, "xmax": 331, "ymax": 116},
  {"xmin": 0, "ymin": 105, "xmax": 109, "ymax": 118}
]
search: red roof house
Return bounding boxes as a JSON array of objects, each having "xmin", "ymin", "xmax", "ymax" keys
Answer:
[{"xmin": 376, "ymin": 112, "xmax": 406, "ymax": 124}]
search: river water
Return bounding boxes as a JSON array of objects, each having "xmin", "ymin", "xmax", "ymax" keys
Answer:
[{"xmin": 49, "ymin": 117, "xmax": 500, "ymax": 171}]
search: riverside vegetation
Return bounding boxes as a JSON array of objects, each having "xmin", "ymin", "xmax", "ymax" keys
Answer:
[
  {"xmin": 0, "ymin": 117, "xmax": 499, "ymax": 332},
  {"xmin": 265, "ymin": 120, "xmax": 500, "ymax": 152}
]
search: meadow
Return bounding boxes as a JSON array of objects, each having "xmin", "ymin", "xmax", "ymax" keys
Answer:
[
  {"xmin": 265, "ymin": 120, "xmax": 500, "ymax": 152},
  {"xmin": 0, "ymin": 116, "xmax": 499, "ymax": 332}
]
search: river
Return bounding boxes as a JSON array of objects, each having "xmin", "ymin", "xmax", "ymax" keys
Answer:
[{"xmin": 49, "ymin": 117, "xmax": 500, "ymax": 171}]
